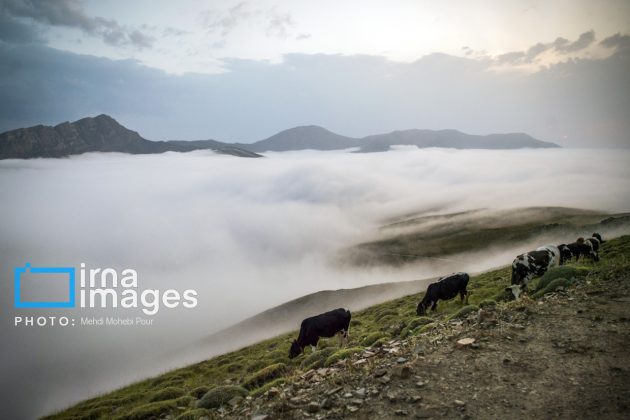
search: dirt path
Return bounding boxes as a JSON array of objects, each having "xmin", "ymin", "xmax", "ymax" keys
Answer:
[{"xmin": 228, "ymin": 263, "xmax": 630, "ymax": 419}]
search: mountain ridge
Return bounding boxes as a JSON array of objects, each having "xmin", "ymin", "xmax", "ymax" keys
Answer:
[{"xmin": 0, "ymin": 115, "xmax": 560, "ymax": 160}]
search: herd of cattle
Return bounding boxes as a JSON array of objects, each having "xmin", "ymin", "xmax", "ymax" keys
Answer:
[{"xmin": 288, "ymin": 232, "xmax": 605, "ymax": 358}]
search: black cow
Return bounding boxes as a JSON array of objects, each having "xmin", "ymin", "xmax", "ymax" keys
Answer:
[
  {"xmin": 416, "ymin": 272, "xmax": 469, "ymax": 316},
  {"xmin": 289, "ymin": 308, "xmax": 351, "ymax": 359},
  {"xmin": 592, "ymin": 232, "xmax": 604, "ymax": 243},
  {"xmin": 508, "ymin": 247, "xmax": 559, "ymax": 298}
]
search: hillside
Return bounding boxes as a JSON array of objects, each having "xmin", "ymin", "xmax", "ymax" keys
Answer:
[
  {"xmin": 0, "ymin": 115, "xmax": 261, "ymax": 159},
  {"xmin": 343, "ymin": 207, "xmax": 630, "ymax": 267},
  {"xmin": 0, "ymin": 116, "xmax": 559, "ymax": 160},
  {"xmin": 46, "ymin": 235, "xmax": 630, "ymax": 419}
]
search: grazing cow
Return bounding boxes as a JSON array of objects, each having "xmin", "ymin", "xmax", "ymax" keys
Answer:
[
  {"xmin": 586, "ymin": 236, "xmax": 601, "ymax": 252},
  {"xmin": 289, "ymin": 308, "xmax": 351, "ymax": 359},
  {"xmin": 576, "ymin": 237, "xmax": 600, "ymax": 262},
  {"xmin": 592, "ymin": 232, "xmax": 604, "ymax": 243},
  {"xmin": 416, "ymin": 272, "xmax": 469, "ymax": 316},
  {"xmin": 558, "ymin": 244, "xmax": 574, "ymax": 265},
  {"xmin": 508, "ymin": 247, "xmax": 559, "ymax": 298}
]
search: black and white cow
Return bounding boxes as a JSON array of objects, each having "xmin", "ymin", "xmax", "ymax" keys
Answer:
[
  {"xmin": 575, "ymin": 237, "xmax": 600, "ymax": 262},
  {"xmin": 289, "ymin": 308, "xmax": 351, "ymax": 359},
  {"xmin": 557, "ymin": 244, "xmax": 574, "ymax": 265},
  {"xmin": 592, "ymin": 232, "xmax": 605, "ymax": 243},
  {"xmin": 586, "ymin": 236, "xmax": 600, "ymax": 253},
  {"xmin": 508, "ymin": 246, "xmax": 560, "ymax": 298},
  {"xmin": 416, "ymin": 272, "xmax": 469, "ymax": 316}
]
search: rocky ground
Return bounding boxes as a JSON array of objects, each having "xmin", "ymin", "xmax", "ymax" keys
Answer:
[{"xmin": 215, "ymin": 264, "xmax": 630, "ymax": 419}]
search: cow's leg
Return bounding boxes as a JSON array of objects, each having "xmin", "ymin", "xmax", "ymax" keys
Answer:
[
  {"xmin": 464, "ymin": 290, "xmax": 469, "ymax": 305},
  {"xmin": 431, "ymin": 301, "xmax": 437, "ymax": 311},
  {"xmin": 337, "ymin": 331, "xmax": 343, "ymax": 347},
  {"xmin": 343, "ymin": 328, "xmax": 349, "ymax": 346},
  {"xmin": 311, "ymin": 345, "xmax": 316, "ymax": 354}
]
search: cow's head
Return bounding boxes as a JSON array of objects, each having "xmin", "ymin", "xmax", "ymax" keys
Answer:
[
  {"xmin": 558, "ymin": 244, "xmax": 573, "ymax": 265},
  {"xmin": 593, "ymin": 232, "xmax": 604, "ymax": 243},
  {"xmin": 505, "ymin": 284, "xmax": 522, "ymax": 299},
  {"xmin": 416, "ymin": 300, "xmax": 428, "ymax": 316},
  {"xmin": 288, "ymin": 339, "xmax": 303, "ymax": 359}
]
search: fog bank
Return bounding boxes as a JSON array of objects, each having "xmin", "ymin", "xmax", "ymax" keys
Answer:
[{"xmin": 1, "ymin": 147, "xmax": 630, "ymax": 418}]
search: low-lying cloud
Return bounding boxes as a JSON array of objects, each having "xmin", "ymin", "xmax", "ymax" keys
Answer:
[{"xmin": 1, "ymin": 147, "xmax": 630, "ymax": 418}]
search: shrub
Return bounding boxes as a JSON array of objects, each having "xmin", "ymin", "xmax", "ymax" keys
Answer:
[
  {"xmin": 225, "ymin": 362, "xmax": 242, "ymax": 373},
  {"xmin": 447, "ymin": 305, "xmax": 479, "ymax": 321},
  {"xmin": 532, "ymin": 278, "xmax": 573, "ymax": 299},
  {"xmin": 362, "ymin": 332, "xmax": 384, "ymax": 347},
  {"xmin": 197, "ymin": 386, "xmax": 248, "ymax": 409},
  {"xmin": 249, "ymin": 378, "xmax": 288, "ymax": 397},
  {"xmin": 324, "ymin": 347, "xmax": 363, "ymax": 367},
  {"xmin": 150, "ymin": 386, "xmax": 184, "ymax": 402},
  {"xmin": 242, "ymin": 363, "xmax": 287, "ymax": 390},
  {"xmin": 114, "ymin": 400, "xmax": 177, "ymax": 420},
  {"xmin": 300, "ymin": 347, "xmax": 337, "ymax": 370},
  {"xmin": 175, "ymin": 396, "xmax": 196, "ymax": 407},
  {"xmin": 479, "ymin": 299, "xmax": 497, "ymax": 308},
  {"xmin": 246, "ymin": 360, "xmax": 267, "ymax": 373},
  {"xmin": 416, "ymin": 323, "xmax": 437, "ymax": 334},
  {"xmin": 407, "ymin": 316, "xmax": 433, "ymax": 329},
  {"xmin": 188, "ymin": 386, "xmax": 211, "ymax": 399},
  {"xmin": 174, "ymin": 408, "xmax": 212, "ymax": 420},
  {"xmin": 535, "ymin": 266, "xmax": 590, "ymax": 292}
]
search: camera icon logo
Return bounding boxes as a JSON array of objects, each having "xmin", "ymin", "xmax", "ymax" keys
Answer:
[{"xmin": 14, "ymin": 263, "xmax": 76, "ymax": 308}]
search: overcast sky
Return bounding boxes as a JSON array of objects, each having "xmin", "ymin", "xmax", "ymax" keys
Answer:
[{"xmin": 0, "ymin": 0, "xmax": 629, "ymax": 146}]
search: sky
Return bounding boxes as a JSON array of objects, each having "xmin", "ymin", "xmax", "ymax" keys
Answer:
[{"xmin": 0, "ymin": 0, "xmax": 629, "ymax": 145}]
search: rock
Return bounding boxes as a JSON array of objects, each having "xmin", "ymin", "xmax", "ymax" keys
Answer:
[
  {"xmin": 454, "ymin": 399, "xmax": 466, "ymax": 406},
  {"xmin": 353, "ymin": 358, "xmax": 367, "ymax": 366},
  {"xmin": 387, "ymin": 392, "xmax": 398, "ymax": 403},
  {"xmin": 397, "ymin": 357, "xmax": 408, "ymax": 364},
  {"xmin": 322, "ymin": 398, "xmax": 333, "ymax": 410},
  {"xmin": 347, "ymin": 405, "xmax": 359, "ymax": 413},
  {"xmin": 409, "ymin": 395, "xmax": 422, "ymax": 403},
  {"xmin": 326, "ymin": 386, "xmax": 342, "ymax": 397},
  {"xmin": 392, "ymin": 364, "xmax": 412, "ymax": 379},
  {"xmin": 307, "ymin": 401, "xmax": 320, "ymax": 413},
  {"xmin": 457, "ymin": 338, "xmax": 476, "ymax": 347},
  {"xmin": 374, "ymin": 369, "xmax": 388, "ymax": 378},
  {"xmin": 267, "ymin": 387, "xmax": 280, "ymax": 397},
  {"xmin": 228, "ymin": 395, "xmax": 243, "ymax": 407},
  {"xmin": 363, "ymin": 350, "xmax": 376, "ymax": 358},
  {"xmin": 354, "ymin": 388, "xmax": 366, "ymax": 398},
  {"xmin": 395, "ymin": 409, "xmax": 408, "ymax": 416},
  {"xmin": 251, "ymin": 415, "xmax": 269, "ymax": 420},
  {"xmin": 316, "ymin": 368, "xmax": 328, "ymax": 376},
  {"xmin": 350, "ymin": 398, "xmax": 364, "ymax": 406},
  {"xmin": 416, "ymin": 381, "xmax": 427, "ymax": 388},
  {"xmin": 379, "ymin": 375, "xmax": 391, "ymax": 384},
  {"xmin": 343, "ymin": 392, "xmax": 353, "ymax": 398}
]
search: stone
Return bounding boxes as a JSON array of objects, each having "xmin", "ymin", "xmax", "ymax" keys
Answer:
[
  {"xmin": 454, "ymin": 399, "xmax": 466, "ymax": 406},
  {"xmin": 251, "ymin": 415, "xmax": 269, "ymax": 420},
  {"xmin": 307, "ymin": 401, "xmax": 320, "ymax": 413},
  {"xmin": 457, "ymin": 338, "xmax": 475, "ymax": 347},
  {"xmin": 374, "ymin": 369, "xmax": 388, "ymax": 378},
  {"xmin": 326, "ymin": 386, "xmax": 343, "ymax": 396},
  {"xmin": 397, "ymin": 357, "xmax": 408, "ymax": 364},
  {"xmin": 354, "ymin": 388, "xmax": 366, "ymax": 398},
  {"xmin": 392, "ymin": 364, "xmax": 412, "ymax": 379},
  {"xmin": 379, "ymin": 375, "xmax": 391, "ymax": 384}
]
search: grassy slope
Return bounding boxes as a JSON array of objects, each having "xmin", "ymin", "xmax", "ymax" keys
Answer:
[
  {"xmin": 45, "ymin": 236, "xmax": 628, "ymax": 420},
  {"xmin": 344, "ymin": 208, "xmax": 628, "ymax": 266}
]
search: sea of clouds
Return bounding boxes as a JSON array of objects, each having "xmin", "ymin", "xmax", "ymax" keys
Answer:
[{"xmin": 1, "ymin": 147, "xmax": 629, "ymax": 418}]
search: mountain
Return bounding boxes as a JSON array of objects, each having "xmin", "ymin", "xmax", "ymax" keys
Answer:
[
  {"xmin": 0, "ymin": 116, "xmax": 559, "ymax": 160},
  {"xmin": 244, "ymin": 126, "xmax": 559, "ymax": 152},
  {"xmin": 240, "ymin": 125, "xmax": 359, "ymax": 152},
  {"xmin": 0, "ymin": 115, "xmax": 262, "ymax": 159}
]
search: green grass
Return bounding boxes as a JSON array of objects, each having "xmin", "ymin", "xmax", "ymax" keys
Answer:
[{"xmin": 45, "ymin": 235, "xmax": 630, "ymax": 420}]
